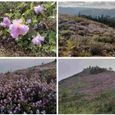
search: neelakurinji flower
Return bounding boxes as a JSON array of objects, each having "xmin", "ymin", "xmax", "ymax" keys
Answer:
[
  {"xmin": 27, "ymin": 19, "xmax": 32, "ymax": 24},
  {"xmin": 34, "ymin": 5, "xmax": 44, "ymax": 15},
  {"xmin": 32, "ymin": 35, "xmax": 44, "ymax": 45},
  {"xmin": 9, "ymin": 19, "xmax": 29, "ymax": 39},
  {"xmin": 0, "ymin": 17, "xmax": 11, "ymax": 27}
]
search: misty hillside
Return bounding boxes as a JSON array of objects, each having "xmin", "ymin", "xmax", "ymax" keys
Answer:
[
  {"xmin": 59, "ymin": 7, "xmax": 115, "ymax": 17},
  {"xmin": 59, "ymin": 14, "xmax": 115, "ymax": 56},
  {"xmin": 59, "ymin": 66, "xmax": 115, "ymax": 114},
  {"xmin": 0, "ymin": 61, "xmax": 56, "ymax": 114}
]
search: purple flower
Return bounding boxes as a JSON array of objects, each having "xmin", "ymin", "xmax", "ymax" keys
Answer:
[
  {"xmin": 34, "ymin": 5, "xmax": 44, "ymax": 14},
  {"xmin": 27, "ymin": 19, "xmax": 32, "ymax": 24},
  {"xmin": 0, "ymin": 17, "xmax": 11, "ymax": 27},
  {"xmin": 9, "ymin": 19, "xmax": 29, "ymax": 39},
  {"xmin": 32, "ymin": 35, "xmax": 44, "ymax": 45}
]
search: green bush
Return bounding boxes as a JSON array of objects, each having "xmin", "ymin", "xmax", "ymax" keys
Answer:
[{"xmin": 90, "ymin": 43, "xmax": 104, "ymax": 56}]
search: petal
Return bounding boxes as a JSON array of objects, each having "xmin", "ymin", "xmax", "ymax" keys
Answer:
[
  {"xmin": 19, "ymin": 25, "xmax": 29, "ymax": 35},
  {"xmin": 9, "ymin": 24, "xmax": 13, "ymax": 30},
  {"xmin": 3, "ymin": 17, "xmax": 11, "ymax": 27},
  {"xmin": 38, "ymin": 36, "xmax": 44, "ymax": 41},
  {"xmin": 11, "ymin": 30, "xmax": 19, "ymax": 38},
  {"xmin": 11, "ymin": 32, "xmax": 19, "ymax": 38},
  {"xmin": 34, "ymin": 5, "xmax": 43, "ymax": 14},
  {"xmin": 9, "ymin": 24, "xmax": 20, "ymax": 38},
  {"xmin": 34, "ymin": 7, "xmax": 38, "ymax": 14},
  {"xmin": 0, "ymin": 22, "xmax": 6, "ymax": 27},
  {"xmin": 32, "ymin": 38, "xmax": 41, "ymax": 45}
]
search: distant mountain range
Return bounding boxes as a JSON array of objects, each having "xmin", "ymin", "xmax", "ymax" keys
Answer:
[{"xmin": 59, "ymin": 7, "xmax": 115, "ymax": 18}]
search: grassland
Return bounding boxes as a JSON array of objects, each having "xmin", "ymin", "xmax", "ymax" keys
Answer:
[{"xmin": 59, "ymin": 67, "xmax": 115, "ymax": 113}]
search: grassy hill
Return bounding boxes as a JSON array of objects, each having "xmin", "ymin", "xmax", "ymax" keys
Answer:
[
  {"xmin": 59, "ymin": 66, "xmax": 115, "ymax": 114},
  {"xmin": 0, "ymin": 61, "xmax": 56, "ymax": 114},
  {"xmin": 59, "ymin": 14, "xmax": 115, "ymax": 56}
]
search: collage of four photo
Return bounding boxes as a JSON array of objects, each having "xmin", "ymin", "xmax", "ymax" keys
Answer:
[{"xmin": 0, "ymin": 0, "xmax": 115, "ymax": 114}]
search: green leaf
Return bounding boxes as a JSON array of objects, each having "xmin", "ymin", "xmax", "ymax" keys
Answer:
[{"xmin": 48, "ymin": 31, "xmax": 56, "ymax": 44}]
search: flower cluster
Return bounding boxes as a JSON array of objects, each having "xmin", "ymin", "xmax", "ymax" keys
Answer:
[
  {"xmin": 34, "ymin": 5, "xmax": 44, "ymax": 15},
  {"xmin": 9, "ymin": 19, "xmax": 29, "ymax": 39},
  {"xmin": 0, "ymin": 17, "xmax": 11, "ymax": 27},
  {"xmin": 32, "ymin": 34, "xmax": 44, "ymax": 45},
  {"xmin": 0, "ymin": 5, "xmax": 45, "ymax": 45},
  {"xmin": 0, "ymin": 68, "xmax": 56, "ymax": 114}
]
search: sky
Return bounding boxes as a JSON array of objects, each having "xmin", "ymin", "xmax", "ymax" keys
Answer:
[
  {"xmin": 0, "ymin": 59, "xmax": 54, "ymax": 73},
  {"xmin": 59, "ymin": 59, "xmax": 115, "ymax": 81},
  {"xmin": 59, "ymin": 2, "xmax": 115, "ymax": 9}
]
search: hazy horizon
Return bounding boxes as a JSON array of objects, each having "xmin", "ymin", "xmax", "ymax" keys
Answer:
[
  {"xmin": 59, "ymin": 59, "xmax": 115, "ymax": 81},
  {"xmin": 0, "ymin": 59, "xmax": 54, "ymax": 73},
  {"xmin": 59, "ymin": 2, "xmax": 115, "ymax": 9}
]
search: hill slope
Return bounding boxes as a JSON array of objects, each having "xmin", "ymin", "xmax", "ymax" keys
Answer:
[
  {"xmin": 59, "ymin": 67, "xmax": 115, "ymax": 114},
  {"xmin": 0, "ymin": 61, "xmax": 56, "ymax": 114},
  {"xmin": 59, "ymin": 14, "xmax": 115, "ymax": 56}
]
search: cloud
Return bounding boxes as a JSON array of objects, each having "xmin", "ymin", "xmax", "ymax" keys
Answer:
[{"xmin": 59, "ymin": 2, "xmax": 115, "ymax": 9}]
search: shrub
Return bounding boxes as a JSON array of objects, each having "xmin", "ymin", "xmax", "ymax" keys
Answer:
[
  {"xmin": 89, "ymin": 66, "xmax": 107, "ymax": 74},
  {"xmin": 0, "ymin": 66, "xmax": 56, "ymax": 114},
  {"xmin": 97, "ymin": 36, "xmax": 115, "ymax": 44},
  {"xmin": 90, "ymin": 43, "xmax": 104, "ymax": 56}
]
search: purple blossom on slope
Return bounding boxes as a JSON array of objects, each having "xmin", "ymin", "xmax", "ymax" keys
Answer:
[
  {"xmin": 0, "ymin": 17, "xmax": 11, "ymax": 27},
  {"xmin": 32, "ymin": 35, "xmax": 44, "ymax": 45},
  {"xmin": 27, "ymin": 19, "xmax": 32, "ymax": 24},
  {"xmin": 34, "ymin": 5, "xmax": 44, "ymax": 15},
  {"xmin": 0, "ymin": 64, "xmax": 56, "ymax": 114}
]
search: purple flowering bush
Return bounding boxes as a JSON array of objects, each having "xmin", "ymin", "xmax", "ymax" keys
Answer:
[
  {"xmin": 0, "ymin": 63, "xmax": 56, "ymax": 114},
  {"xmin": 0, "ymin": 2, "xmax": 56, "ymax": 56}
]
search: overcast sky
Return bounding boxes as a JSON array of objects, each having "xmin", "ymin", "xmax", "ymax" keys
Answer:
[
  {"xmin": 0, "ymin": 59, "xmax": 54, "ymax": 73},
  {"xmin": 59, "ymin": 2, "xmax": 115, "ymax": 9},
  {"xmin": 59, "ymin": 59, "xmax": 115, "ymax": 81}
]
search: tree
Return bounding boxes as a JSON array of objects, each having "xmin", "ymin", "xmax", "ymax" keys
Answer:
[
  {"xmin": 78, "ymin": 12, "xmax": 81, "ymax": 17},
  {"xmin": 109, "ymin": 67, "xmax": 113, "ymax": 71}
]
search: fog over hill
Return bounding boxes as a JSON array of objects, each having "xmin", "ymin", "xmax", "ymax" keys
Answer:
[
  {"xmin": 59, "ymin": 7, "xmax": 115, "ymax": 17},
  {"xmin": 59, "ymin": 2, "xmax": 115, "ymax": 17},
  {"xmin": 59, "ymin": 2, "xmax": 115, "ymax": 9}
]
